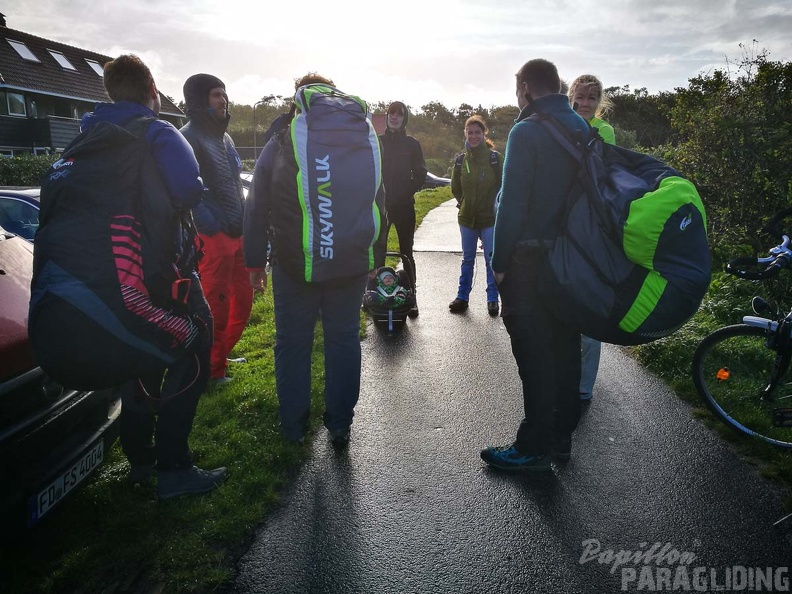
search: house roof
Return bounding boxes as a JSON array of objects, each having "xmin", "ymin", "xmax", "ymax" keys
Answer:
[{"xmin": 0, "ymin": 25, "xmax": 183, "ymax": 117}]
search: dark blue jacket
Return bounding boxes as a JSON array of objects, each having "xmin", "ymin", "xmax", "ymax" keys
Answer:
[
  {"xmin": 492, "ymin": 94, "xmax": 589, "ymax": 273},
  {"xmin": 80, "ymin": 101, "xmax": 205, "ymax": 211}
]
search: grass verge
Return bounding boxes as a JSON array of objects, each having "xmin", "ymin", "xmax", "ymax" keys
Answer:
[{"xmin": 0, "ymin": 186, "xmax": 452, "ymax": 594}]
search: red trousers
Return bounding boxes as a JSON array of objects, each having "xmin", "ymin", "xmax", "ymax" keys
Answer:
[{"xmin": 198, "ymin": 232, "xmax": 254, "ymax": 379}]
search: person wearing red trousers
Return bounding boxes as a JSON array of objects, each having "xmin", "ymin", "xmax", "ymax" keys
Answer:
[{"xmin": 180, "ymin": 73, "xmax": 253, "ymax": 382}]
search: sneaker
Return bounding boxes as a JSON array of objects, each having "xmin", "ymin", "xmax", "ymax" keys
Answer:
[
  {"xmin": 552, "ymin": 435, "xmax": 572, "ymax": 460},
  {"xmin": 449, "ymin": 298, "xmax": 469, "ymax": 313},
  {"xmin": 227, "ymin": 357, "xmax": 247, "ymax": 364},
  {"xmin": 487, "ymin": 301, "xmax": 499, "ymax": 316},
  {"xmin": 157, "ymin": 465, "xmax": 228, "ymax": 500},
  {"xmin": 329, "ymin": 428, "xmax": 351, "ymax": 448},
  {"xmin": 579, "ymin": 392, "xmax": 593, "ymax": 401},
  {"xmin": 407, "ymin": 305, "xmax": 419, "ymax": 318},
  {"xmin": 129, "ymin": 464, "xmax": 155, "ymax": 485},
  {"xmin": 480, "ymin": 443, "xmax": 551, "ymax": 472}
]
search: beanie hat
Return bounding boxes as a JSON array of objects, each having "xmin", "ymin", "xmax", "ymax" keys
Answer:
[{"xmin": 183, "ymin": 73, "xmax": 225, "ymax": 117}]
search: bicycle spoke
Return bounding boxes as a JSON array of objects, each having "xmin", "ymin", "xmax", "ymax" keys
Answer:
[{"xmin": 693, "ymin": 325, "xmax": 792, "ymax": 448}]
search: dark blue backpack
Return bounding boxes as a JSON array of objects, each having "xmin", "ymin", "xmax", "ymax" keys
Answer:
[
  {"xmin": 269, "ymin": 84, "xmax": 385, "ymax": 282},
  {"xmin": 29, "ymin": 117, "xmax": 202, "ymax": 390}
]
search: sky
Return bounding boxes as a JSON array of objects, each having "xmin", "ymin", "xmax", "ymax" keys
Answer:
[{"xmin": 5, "ymin": 0, "xmax": 792, "ymax": 112}]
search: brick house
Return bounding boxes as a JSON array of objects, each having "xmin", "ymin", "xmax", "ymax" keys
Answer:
[{"xmin": 0, "ymin": 14, "xmax": 184, "ymax": 156}]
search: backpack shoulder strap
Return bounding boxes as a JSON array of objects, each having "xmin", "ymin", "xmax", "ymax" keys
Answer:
[
  {"xmin": 529, "ymin": 113, "xmax": 589, "ymax": 164},
  {"xmin": 454, "ymin": 152, "xmax": 465, "ymax": 170},
  {"xmin": 489, "ymin": 150, "xmax": 499, "ymax": 169}
]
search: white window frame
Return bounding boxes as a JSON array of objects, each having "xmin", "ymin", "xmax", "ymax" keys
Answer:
[
  {"xmin": 7, "ymin": 92, "xmax": 26, "ymax": 117},
  {"xmin": 48, "ymin": 49, "xmax": 76, "ymax": 70},
  {"xmin": 6, "ymin": 39, "xmax": 40, "ymax": 62},
  {"xmin": 33, "ymin": 147, "xmax": 49, "ymax": 155},
  {"xmin": 85, "ymin": 59, "xmax": 104, "ymax": 76},
  {"xmin": 0, "ymin": 150, "xmax": 14, "ymax": 158}
]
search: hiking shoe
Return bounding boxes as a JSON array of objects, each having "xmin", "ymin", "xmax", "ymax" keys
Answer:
[
  {"xmin": 552, "ymin": 435, "xmax": 572, "ymax": 460},
  {"xmin": 480, "ymin": 444, "xmax": 551, "ymax": 472},
  {"xmin": 329, "ymin": 428, "xmax": 351, "ymax": 448},
  {"xmin": 227, "ymin": 357, "xmax": 247, "ymax": 364},
  {"xmin": 449, "ymin": 298, "xmax": 469, "ymax": 313},
  {"xmin": 129, "ymin": 464, "xmax": 155, "ymax": 485},
  {"xmin": 157, "ymin": 465, "xmax": 227, "ymax": 500},
  {"xmin": 487, "ymin": 301, "xmax": 499, "ymax": 316},
  {"xmin": 407, "ymin": 305, "xmax": 419, "ymax": 318}
]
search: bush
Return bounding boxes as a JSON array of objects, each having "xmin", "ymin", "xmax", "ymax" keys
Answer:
[{"xmin": 0, "ymin": 154, "xmax": 59, "ymax": 186}]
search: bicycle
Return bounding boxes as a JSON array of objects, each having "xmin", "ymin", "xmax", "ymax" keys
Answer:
[{"xmin": 692, "ymin": 228, "xmax": 792, "ymax": 450}]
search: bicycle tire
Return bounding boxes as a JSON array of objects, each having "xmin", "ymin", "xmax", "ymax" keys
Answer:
[{"xmin": 693, "ymin": 324, "xmax": 792, "ymax": 448}]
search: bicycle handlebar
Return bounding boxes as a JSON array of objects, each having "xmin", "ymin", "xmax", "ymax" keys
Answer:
[{"xmin": 726, "ymin": 235, "xmax": 792, "ymax": 280}]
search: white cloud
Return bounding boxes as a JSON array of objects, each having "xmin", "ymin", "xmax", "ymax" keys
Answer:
[{"xmin": 3, "ymin": 0, "xmax": 791, "ymax": 110}]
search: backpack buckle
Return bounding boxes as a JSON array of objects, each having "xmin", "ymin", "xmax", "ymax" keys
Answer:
[{"xmin": 171, "ymin": 277, "xmax": 191, "ymax": 305}]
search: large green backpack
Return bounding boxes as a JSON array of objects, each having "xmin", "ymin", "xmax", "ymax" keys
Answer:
[{"xmin": 531, "ymin": 114, "xmax": 711, "ymax": 345}]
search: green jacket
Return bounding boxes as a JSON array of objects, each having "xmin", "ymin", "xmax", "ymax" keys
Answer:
[
  {"xmin": 451, "ymin": 142, "xmax": 503, "ymax": 229},
  {"xmin": 589, "ymin": 116, "xmax": 616, "ymax": 145}
]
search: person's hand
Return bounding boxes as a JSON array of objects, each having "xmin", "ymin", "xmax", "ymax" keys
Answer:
[
  {"xmin": 249, "ymin": 270, "xmax": 268, "ymax": 292},
  {"xmin": 494, "ymin": 271, "xmax": 506, "ymax": 285}
]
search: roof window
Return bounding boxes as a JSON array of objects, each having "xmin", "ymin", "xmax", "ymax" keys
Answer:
[
  {"xmin": 6, "ymin": 39, "xmax": 40, "ymax": 62},
  {"xmin": 85, "ymin": 58, "xmax": 104, "ymax": 76},
  {"xmin": 48, "ymin": 49, "xmax": 76, "ymax": 70}
]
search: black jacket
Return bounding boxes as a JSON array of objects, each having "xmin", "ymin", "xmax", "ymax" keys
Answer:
[
  {"xmin": 379, "ymin": 127, "xmax": 427, "ymax": 206},
  {"xmin": 180, "ymin": 83, "xmax": 245, "ymax": 238}
]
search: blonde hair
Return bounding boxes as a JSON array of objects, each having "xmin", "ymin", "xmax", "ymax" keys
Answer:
[{"xmin": 568, "ymin": 74, "xmax": 613, "ymax": 118}]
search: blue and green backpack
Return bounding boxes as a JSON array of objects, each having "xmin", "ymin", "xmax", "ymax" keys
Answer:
[
  {"xmin": 532, "ymin": 114, "xmax": 711, "ymax": 346},
  {"xmin": 270, "ymin": 84, "xmax": 384, "ymax": 283}
]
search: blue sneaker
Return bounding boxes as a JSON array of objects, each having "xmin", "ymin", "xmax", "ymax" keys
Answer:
[{"xmin": 480, "ymin": 443, "xmax": 551, "ymax": 472}]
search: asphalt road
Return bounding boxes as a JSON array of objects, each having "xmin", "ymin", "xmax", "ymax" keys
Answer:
[{"xmin": 231, "ymin": 200, "xmax": 792, "ymax": 594}]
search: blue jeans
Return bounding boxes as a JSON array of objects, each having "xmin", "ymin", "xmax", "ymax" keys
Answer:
[
  {"xmin": 457, "ymin": 225, "xmax": 498, "ymax": 302},
  {"xmin": 272, "ymin": 264, "xmax": 368, "ymax": 440},
  {"xmin": 580, "ymin": 336, "xmax": 601, "ymax": 396}
]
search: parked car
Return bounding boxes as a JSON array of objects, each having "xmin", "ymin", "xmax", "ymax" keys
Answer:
[
  {"xmin": 0, "ymin": 187, "xmax": 40, "ymax": 242},
  {"xmin": 422, "ymin": 172, "xmax": 451, "ymax": 189},
  {"xmin": 0, "ymin": 188, "xmax": 121, "ymax": 531},
  {"xmin": 240, "ymin": 171, "xmax": 253, "ymax": 198}
]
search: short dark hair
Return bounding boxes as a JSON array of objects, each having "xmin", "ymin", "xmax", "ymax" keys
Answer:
[
  {"xmin": 515, "ymin": 59, "xmax": 561, "ymax": 96},
  {"xmin": 294, "ymin": 72, "xmax": 334, "ymax": 90},
  {"xmin": 103, "ymin": 54, "xmax": 154, "ymax": 105}
]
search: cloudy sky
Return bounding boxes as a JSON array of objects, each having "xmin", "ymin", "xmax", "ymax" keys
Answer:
[{"xmin": 5, "ymin": 0, "xmax": 791, "ymax": 111}]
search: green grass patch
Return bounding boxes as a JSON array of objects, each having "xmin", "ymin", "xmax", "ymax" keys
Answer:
[{"xmin": 0, "ymin": 187, "xmax": 451, "ymax": 594}]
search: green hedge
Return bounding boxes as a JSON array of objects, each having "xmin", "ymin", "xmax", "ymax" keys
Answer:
[{"xmin": 0, "ymin": 154, "xmax": 59, "ymax": 186}]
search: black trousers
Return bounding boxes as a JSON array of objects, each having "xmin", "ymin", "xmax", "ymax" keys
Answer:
[
  {"xmin": 118, "ymin": 276, "xmax": 213, "ymax": 470},
  {"xmin": 386, "ymin": 201, "xmax": 417, "ymax": 284},
  {"xmin": 499, "ymin": 253, "xmax": 582, "ymax": 455}
]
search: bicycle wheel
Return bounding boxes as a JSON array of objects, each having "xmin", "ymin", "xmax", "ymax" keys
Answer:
[{"xmin": 693, "ymin": 324, "xmax": 792, "ymax": 448}]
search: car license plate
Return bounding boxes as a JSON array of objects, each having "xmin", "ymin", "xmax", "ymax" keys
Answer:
[{"xmin": 33, "ymin": 440, "xmax": 104, "ymax": 522}]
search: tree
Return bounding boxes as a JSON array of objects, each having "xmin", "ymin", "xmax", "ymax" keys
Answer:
[{"xmin": 661, "ymin": 47, "xmax": 792, "ymax": 260}]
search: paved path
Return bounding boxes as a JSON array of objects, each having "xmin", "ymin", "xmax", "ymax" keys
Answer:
[{"xmin": 232, "ymin": 200, "xmax": 792, "ymax": 594}]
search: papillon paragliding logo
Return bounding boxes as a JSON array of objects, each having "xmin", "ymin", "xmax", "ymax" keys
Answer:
[{"xmin": 49, "ymin": 157, "xmax": 75, "ymax": 180}]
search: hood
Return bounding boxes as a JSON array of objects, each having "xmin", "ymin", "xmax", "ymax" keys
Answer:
[
  {"xmin": 386, "ymin": 101, "xmax": 409, "ymax": 133},
  {"xmin": 80, "ymin": 101, "xmax": 158, "ymax": 132},
  {"xmin": 183, "ymin": 73, "xmax": 230, "ymax": 135}
]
